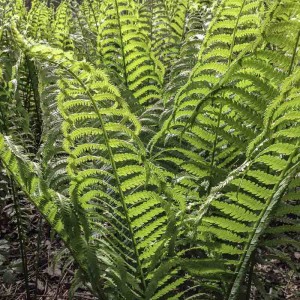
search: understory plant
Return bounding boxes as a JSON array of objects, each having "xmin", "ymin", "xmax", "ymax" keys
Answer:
[{"xmin": 0, "ymin": 0, "xmax": 299, "ymax": 299}]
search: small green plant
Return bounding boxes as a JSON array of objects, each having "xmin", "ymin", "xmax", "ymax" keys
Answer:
[{"xmin": 0, "ymin": 0, "xmax": 299, "ymax": 299}]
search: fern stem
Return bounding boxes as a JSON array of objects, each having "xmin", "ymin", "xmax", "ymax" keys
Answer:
[
  {"xmin": 288, "ymin": 30, "xmax": 300, "ymax": 75},
  {"xmin": 196, "ymin": 0, "xmax": 226, "ymax": 61},
  {"xmin": 207, "ymin": 104, "xmax": 222, "ymax": 194},
  {"xmin": 86, "ymin": 0, "xmax": 99, "ymax": 33},
  {"xmin": 114, "ymin": 0, "xmax": 129, "ymax": 87},
  {"xmin": 228, "ymin": 143, "xmax": 300, "ymax": 300},
  {"xmin": 180, "ymin": 0, "xmax": 190, "ymax": 42},
  {"xmin": 34, "ymin": 216, "xmax": 43, "ymax": 300},
  {"xmin": 26, "ymin": 57, "xmax": 42, "ymax": 149},
  {"xmin": 73, "ymin": 1, "xmax": 96, "ymax": 63},
  {"xmin": 149, "ymin": 0, "xmax": 154, "ymax": 46},
  {"xmin": 10, "ymin": 178, "xmax": 31, "ymax": 300},
  {"xmin": 245, "ymin": 252, "xmax": 255, "ymax": 300},
  {"xmin": 65, "ymin": 67, "xmax": 147, "ymax": 292},
  {"xmin": 228, "ymin": 0, "xmax": 246, "ymax": 65},
  {"xmin": 207, "ymin": 0, "xmax": 245, "ymax": 192},
  {"xmin": 194, "ymin": 159, "xmax": 251, "ymax": 234}
]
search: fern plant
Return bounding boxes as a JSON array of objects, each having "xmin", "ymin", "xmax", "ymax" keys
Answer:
[{"xmin": 0, "ymin": 0, "xmax": 299, "ymax": 299}]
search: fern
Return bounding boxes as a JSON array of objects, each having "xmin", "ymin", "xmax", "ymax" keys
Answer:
[
  {"xmin": 96, "ymin": 0, "xmax": 163, "ymax": 107},
  {"xmin": 1, "ymin": 0, "xmax": 300, "ymax": 299}
]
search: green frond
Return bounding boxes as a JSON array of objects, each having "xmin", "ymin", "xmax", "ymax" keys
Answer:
[
  {"xmin": 27, "ymin": 0, "xmax": 53, "ymax": 40},
  {"xmin": 96, "ymin": 0, "xmax": 163, "ymax": 107},
  {"xmin": 3, "ymin": 1, "xmax": 300, "ymax": 299},
  {"xmin": 0, "ymin": 134, "xmax": 107, "ymax": 298},
  {"xmin": 51, "ymin": 1, "xmax": 74, "ymax": 51}
]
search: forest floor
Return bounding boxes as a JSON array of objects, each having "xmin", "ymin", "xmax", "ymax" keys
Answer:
[
  {"xmin": 253, "ymin": 256, "xmax": 300, "ymax": 299},
  {"xmin": 0, "ymin": 199, "xmax": 299, "ymax": 299},
  {"xmin": 0, "ymin": 200, "xmax": 96, "ymax": 300}
]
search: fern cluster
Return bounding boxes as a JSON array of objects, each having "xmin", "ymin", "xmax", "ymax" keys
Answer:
[{"xmin": 0, "ymin": 0, "xmax": 299, "ymax": 299}]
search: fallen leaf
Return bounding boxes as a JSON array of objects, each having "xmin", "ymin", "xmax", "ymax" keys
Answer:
[
  {"xmin": 46, "ymin": 265, "xmax": 62, "ymax": 277},
  {"xmin": 37, "ymin": 279, "xmax": 45, "ymax": 291},
  {"xmin": 294, "ymin": 252, "xmax": 300, "ymax": 260}
]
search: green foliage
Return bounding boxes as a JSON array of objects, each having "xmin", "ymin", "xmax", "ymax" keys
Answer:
[{"xmin": 0, "ymin": 0, "xmax": 299, "ymax": 299}]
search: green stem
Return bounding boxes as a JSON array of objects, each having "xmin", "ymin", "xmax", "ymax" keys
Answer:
[
  {"xmin": 207, "ymin": 104, "xmax": 222, "ymax": 194},
  {"xmin": 180, "ymin": 0, "xmax": 190, "ymax": 42},
  {"xmin": 34, "ymin": 216, "xmax": 43, "ymax": 300},
  {"xmin": 228, "ymin": 0, "xmax": 247, "ymax": 65},
  {"xmin": 87, "ymin": 0, "xmax": 99, "ymax": 33},
  {"xmin": 26, "ymin": 57, "xmax": 42, "ymax": 149},
  {"xmin": 114, "ymin": 0, "xmax": 129, "ymax": 87},
  {"xmin": 10, "ymin": 178, "xmax": 31, "ymax": 300},
  {"xmin": 246, "ymin": 252, "xmax": 255, "ymax": 300},
  {"xmin": 207, "ymin": 0, "xmax": 246, "ymax": 193},
  {"xmin": 288, "ymin": 30, "xmax": 300, "ymax": 75},
  {"xmin": 193, "ymin": 159, "xmax": 251, "ymax": 236}
]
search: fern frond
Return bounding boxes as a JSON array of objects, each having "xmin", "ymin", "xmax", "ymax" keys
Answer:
[
  {"xmin": 96, "ymin": 0, "xmax": 163, "ymax": 107},
  {"xmin": 0, "ymin": 133, "xmax": 107, "ymax": 298},
  {"xmin": 27, "ymin": 0, "xmax": 52, "ymax": 40},
  {"xmin": 11, "ymin": 28, "xmax": 187, "ymax": 297},
  {"xmin": 51, "ymin": 0, "xmax": 74, "ymax": 52}
]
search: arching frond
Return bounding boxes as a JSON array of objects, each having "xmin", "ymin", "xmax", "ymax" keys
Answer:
[{"xmin": 1, "ymin": 1, "xmax": 299, "ymax": 299}]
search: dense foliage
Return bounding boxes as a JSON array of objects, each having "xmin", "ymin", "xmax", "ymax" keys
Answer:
[{"xmin": 0, "ymin": 0, "xmax": 299, "ymax": 299}]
